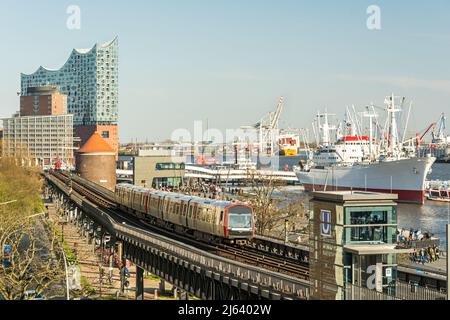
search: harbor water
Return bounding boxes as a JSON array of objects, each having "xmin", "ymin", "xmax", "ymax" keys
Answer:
[
  {"xmin": 120, "ymin": 155, "xmax": 450, "ymax": 248},
  {"xmin": 279, "ymin": 157, "xmax": 450, "ymax": 250}
]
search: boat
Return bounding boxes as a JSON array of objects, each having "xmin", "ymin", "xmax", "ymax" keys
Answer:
[
  {"xmin": 425, "ymin": 180, "xmax": 450, "ymax": 203},
  {"xmin": 278, "ymin": 132, "xmax": 300, "ymax": 156},
  {"xmin": 293, "ymin": 94, "xmax": 436, "ymax": 204}
]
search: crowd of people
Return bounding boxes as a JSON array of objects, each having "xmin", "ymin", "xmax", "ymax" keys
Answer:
[
  {"xmin": 409, "ymin": 245, "xmax": 441, "ymax": 265},
  {"xmin": 175, "ymin": 181, "xmax": 244, "ymax": 200},
  {"xmin": 396, "ymin": 228, "xmax": 444, "ymax": 266},
  {"xmin": 397, "ymin": 228, "xmax": 433, "ymax": 243}
]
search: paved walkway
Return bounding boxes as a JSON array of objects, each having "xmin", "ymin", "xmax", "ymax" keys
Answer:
[
  {"xmin": 400, "ymin": 256, "xmax": 447, "ymax": 274},
  {"xmin": 46, "ymin": 200, "xmax": 177, "ymax": 300}
]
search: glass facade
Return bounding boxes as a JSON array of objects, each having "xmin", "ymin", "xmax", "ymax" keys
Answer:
[
  {"xmin": 152, "ymin": 177, "xmax": 182, "ymax": 188},
  {"xmin": 344, "ymin": 206, "xmax": 397, "ymax": 245},
  {"xmin": 21, "ymin": 38, "xmax": 119, "ymax": 126},
  {"xmin": 155, "ymin": 163, "xmax": 185, "ymax": 170},
  {"xmin": 342, "ymin": 205, "xmax": 398, "ymax": 295}
]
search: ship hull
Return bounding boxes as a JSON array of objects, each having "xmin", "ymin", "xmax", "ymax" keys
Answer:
[{"xmin": 296, "ymin": 157, "xmax": 435, "ymax": 204}]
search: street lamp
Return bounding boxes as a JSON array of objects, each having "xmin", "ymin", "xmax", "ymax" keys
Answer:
[{"xmin": 284, "ymin": 219, "xmax": 289, "ymax": 244}]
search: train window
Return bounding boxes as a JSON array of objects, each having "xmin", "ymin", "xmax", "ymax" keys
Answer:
[{"xmin": 220, "ymin": 211, "xmax": 224, "ymax": 222}]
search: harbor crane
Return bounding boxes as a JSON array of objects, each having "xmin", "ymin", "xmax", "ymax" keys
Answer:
[
  {"xmin": 414, "ymin": 122, "xmax": 437, "ymax": 148},
  {"xmin": 253, "ymin": 97, "xmax": 284, "ymax": 156},
  {"xmin": 432, "ymin": 113, "xmax": 449, "ymax": 144}
]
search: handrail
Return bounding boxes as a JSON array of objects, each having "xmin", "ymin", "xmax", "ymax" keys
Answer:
[{"xmin": 115, "ymin": 223, "xmax": 310, "ymax": 298}]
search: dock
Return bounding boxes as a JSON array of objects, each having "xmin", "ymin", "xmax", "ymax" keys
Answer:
[{"xmin": 116, "ymin": 166, "xmax": 299, "ymax": 184}]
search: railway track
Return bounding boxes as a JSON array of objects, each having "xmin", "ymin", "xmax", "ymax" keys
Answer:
[{"xmin": 49, "ymin": 171, "xmax": 310, "ymax": 280}]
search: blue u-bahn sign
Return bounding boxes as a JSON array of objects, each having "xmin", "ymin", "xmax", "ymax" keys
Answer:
[{"xmin": 320, "ymin": 210, "xmax": 332, "ymax": 237}]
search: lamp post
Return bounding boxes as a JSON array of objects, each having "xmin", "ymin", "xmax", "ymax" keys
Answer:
[{"xmin": 284, "ymin": 219, "xmax": 289, "ymax": 244}]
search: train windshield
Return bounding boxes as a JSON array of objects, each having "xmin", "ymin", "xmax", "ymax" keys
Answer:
[{"xmin": 228, "ymin": 206, "xmax": 252, "ymax": 229}]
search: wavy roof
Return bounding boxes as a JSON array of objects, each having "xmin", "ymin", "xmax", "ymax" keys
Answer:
[{"xmin": 21, "ymin": 36, "xmax": 118, "ymax": 76}]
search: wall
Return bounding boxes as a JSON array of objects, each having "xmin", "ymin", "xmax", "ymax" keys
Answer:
[
  {"xmin": 133, "ymin": 156, "xmax": 185, "ymax": 188},
  {"xmin": 76, "ymin": 153, "xmax": 116, "ymax": 191}
]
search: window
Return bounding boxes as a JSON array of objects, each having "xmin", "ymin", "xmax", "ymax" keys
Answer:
[
  {"xmin": 345, "ymin": 206, "xmax": 396, "ymax": 225},
  {"xmin": 152, "ymin": 177, "xmax": 182, "ymax": 188},
  {"xmin": 155, "ymin": 163, "xmax": 185, "ymax": 171},
  {"xmin": 228, "ymin": 206, "xmax": 252, "ymax": 229},
  {"xmin": 101, "ymin": 131, "xmax": 109, "ymax": 138}
]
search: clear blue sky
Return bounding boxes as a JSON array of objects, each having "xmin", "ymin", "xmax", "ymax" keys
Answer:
[{"xmin": 1, "ymin": 0, "xmax": 449, "ymax": 142}]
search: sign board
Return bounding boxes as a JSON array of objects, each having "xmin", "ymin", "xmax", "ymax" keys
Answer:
[
  {"xmin": 385, "ymin": 268, "xmax": 392, "ymax": 277},
  {"xmin": 68, "ymin": 265, "xmax": 82, "ymax": 291},
  {"xmin": 320, "ymin": 210, "xmax": 332, "ymax": 237}
]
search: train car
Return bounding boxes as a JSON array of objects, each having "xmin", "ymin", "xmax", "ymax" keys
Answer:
[
  {"xmin": 115, "ymin": 183, "xmax": 135, "ymax": 209},
  {"xmin": 162, "ymin": 193, "xmax": 192, "ymax": 231},
  {"xmin": 115, "ymin": 184, "xmax": 254, "ymax": 244}
]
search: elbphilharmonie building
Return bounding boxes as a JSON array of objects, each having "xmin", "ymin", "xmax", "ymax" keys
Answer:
[{"xmin": 20, "ymin": 37, "xmax": 119, "ymax": 153}]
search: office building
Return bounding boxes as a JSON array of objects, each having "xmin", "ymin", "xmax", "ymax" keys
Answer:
[
  {"xmin": 20, "ymin": 86, "xmax": 67, "ymax": 116},
  {"xmin": 133, "ymin": 150, "xmax": 185, "ymax": 188},
  {"xmin": 2, "ymin": 114, "xmax": 74, "ymax": 168}
]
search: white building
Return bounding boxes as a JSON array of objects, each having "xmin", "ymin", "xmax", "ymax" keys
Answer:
[{"xmin": 2, "ymin": 114, "xmax": 74, "ymax": 169}]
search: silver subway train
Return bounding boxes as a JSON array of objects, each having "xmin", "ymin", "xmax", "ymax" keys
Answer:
[{"xmin": 115, "ymin": 184, "xmax": 254, "ymax": 244}]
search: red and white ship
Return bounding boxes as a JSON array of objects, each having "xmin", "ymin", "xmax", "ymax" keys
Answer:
[{"xmin": 294, "ymin": 94, "xmax": 436, "ymax": 204}]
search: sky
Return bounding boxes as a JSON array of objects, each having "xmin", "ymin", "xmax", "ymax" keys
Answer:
[{"xmin": 0, "ymin": 0, "xmax": 449, "ymax": 143}]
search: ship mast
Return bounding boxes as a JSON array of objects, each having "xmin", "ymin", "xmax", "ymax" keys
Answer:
[
  {"xmin": 317, "ymin": 110, "xmax": 336, "ymax": 147},
  {"xmin": 385, "ymin": 93, "xmax": 402, "ymax": 159},
  {"xmin": 363, "ymin": 106, "xmax": 378, "ymax": 161}
]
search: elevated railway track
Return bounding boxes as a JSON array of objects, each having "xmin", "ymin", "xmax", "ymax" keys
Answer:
[
  {"xmin": 46, "ymin": 171, "xmax": 311, "ymax": 299},
  {"xmin": 52, "ymin": 171, "xmax": 310, "ymax": 281}
]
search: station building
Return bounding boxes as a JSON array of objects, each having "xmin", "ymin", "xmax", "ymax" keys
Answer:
[
  {"xmin": 133, "ymin": 150, "xmax": 185, "ymax": 189},
  {"xmin": 309, "ymin": 191, "xmax": 409, "ymax": 300}
]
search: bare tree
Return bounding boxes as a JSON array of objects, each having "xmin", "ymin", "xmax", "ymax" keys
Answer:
[
  {"xmin": 244, "ymin": 170, "xmax": 285, "ymax": 236},
  {"xmin": 0, "ymin": 157, "xmax": 65, "ymax": 300}
]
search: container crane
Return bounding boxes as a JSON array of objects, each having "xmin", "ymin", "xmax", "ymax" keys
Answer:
[
  {"xmin": 253, "ymin": 97, "xmax": 284, "ymax": 156},
  {"xmin": 432, "ymin": 113, "xmax": 449, "ymax": 144}
]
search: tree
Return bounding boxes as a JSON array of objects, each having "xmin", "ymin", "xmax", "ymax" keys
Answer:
[
  {"xmin": 245, "ymin": 170, "xmax": 285, "ymax": 236},
  {"xmin": 0, "ymin": 157, "xmax": 65, "ymax": 300}
]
